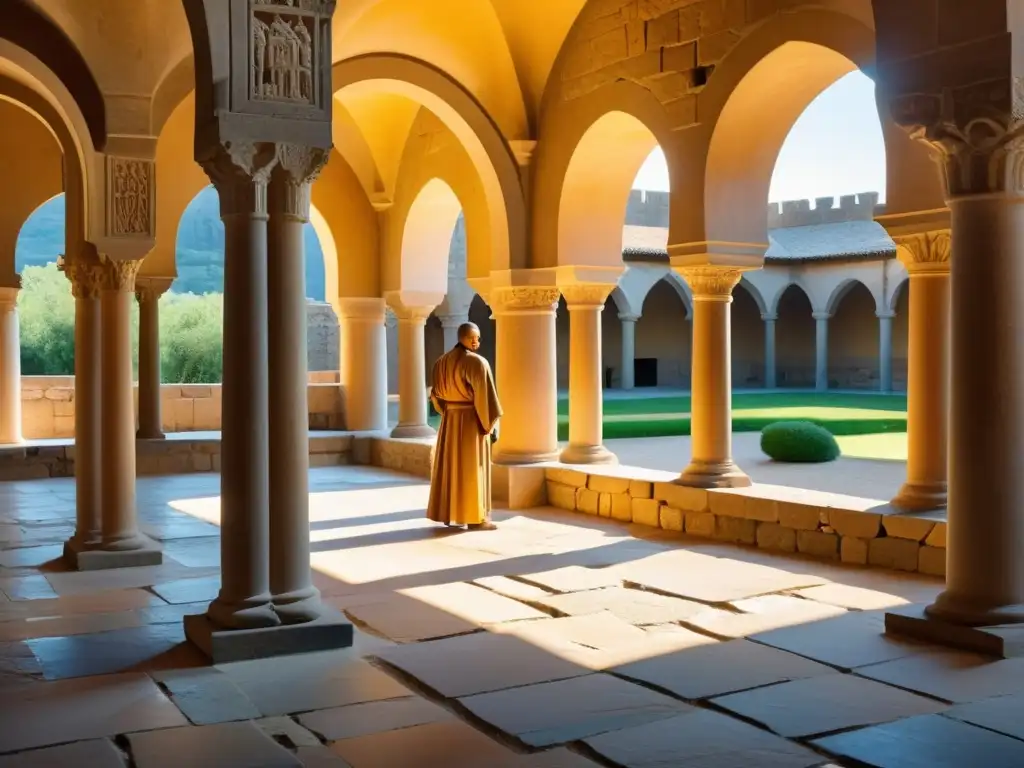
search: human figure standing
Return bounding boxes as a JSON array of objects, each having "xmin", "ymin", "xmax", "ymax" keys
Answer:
[{"xmin": 426, "ymin": 322, "xmax": 502, "ymax": 530}]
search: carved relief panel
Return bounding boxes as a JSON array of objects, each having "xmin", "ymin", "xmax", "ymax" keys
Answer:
[{"xmin": 105, "ymin": 157, "xmax": 155, "ymax": 239}]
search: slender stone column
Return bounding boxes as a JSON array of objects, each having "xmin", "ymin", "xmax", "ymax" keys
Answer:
[
  {"xmin": 619, "ymin": 313, "xmax": 637, "ymax": 390},
  {"xmin": 267, "ymin": 145, "xmax": 328, "ymax": 624},
  {"xmin": 390, "ymin": 305, "xmax": 436, "ymax": 439},
  {"xmin": 337, "ymin": 298, "xmax": 388, "ymax": 431},
  {"xmin": 135, "ymin": 279, "xmax": 170, "ymax": 439},
  {"xmin": 813, "ymin": 312, "xmax": 830, "ymax": 392},
  {"xmin": 439, "ymin": 313, "xmax": 469, "ymax": 351},
  {"xmin": 202, "ymin": 143, "xmax": 280, "ymax": 630},
  {"xmin": 877, "ymin": 310, "xmax": 894, "ymax": 393},
  {"xmin": 762, "ymin": 312, "xmax": 777, "ymax": 390},
  {"xmin": 0, "ymin": 284, "xmax": 22, "ymax": 444},
  {"xmin": 61, "ymin": 254, "xmax": 104, "ymax": 558},
  {"xmin": 891, "ymin": 234, "xmax": 949, "ymax": 512},
  {"xmin": 491, "ymin": 287, "xmax": 560, "ymax": 465},
  {"xmin": 561, "ymin": 285, "xmax": 616, "ymax": 465},
  {"xmin": 676, "ymin": 267, "xmax": 750, "ymax": 488}
]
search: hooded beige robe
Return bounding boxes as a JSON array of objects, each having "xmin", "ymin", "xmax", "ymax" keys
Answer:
[{"xmin": 426, "ymin": 345, "xmax": 503, "ymax": 525}]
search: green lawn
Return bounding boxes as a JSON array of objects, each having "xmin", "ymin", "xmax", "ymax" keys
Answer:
[{"xmin": 430, "ymin": 392, "xmax": 909, "ymax": 443}]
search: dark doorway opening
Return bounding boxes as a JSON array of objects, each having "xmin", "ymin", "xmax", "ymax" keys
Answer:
[{"xmin": 635, "ymin": 358, "xmax": 658, "ymax": 388}]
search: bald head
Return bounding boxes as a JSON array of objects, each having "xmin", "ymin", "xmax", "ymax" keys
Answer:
[{"xmin": 458, "ymin": 322, "xmax": 481, "ymax": 351}]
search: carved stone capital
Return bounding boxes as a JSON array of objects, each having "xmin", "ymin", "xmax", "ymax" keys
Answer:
[
  {"xmin": 678, "ymin": 266, "xmax": 743, "ymax": 300},
  {"xmin": 100, "ymin": 258, "xmax": 144, "ymax": 293},
  {"xmin": 761, "ymin": 313, "xmax": 777, "ymax": 323},
  {"xmin": 560, "ymin": 284, "xmax": 612, "ymax": 309},
  {"xmin": 895, "ymin": 230, "xmax": 951, "ymax": 275},
  {"xmin": 618, "ymin": 312, "xmax": 640, "ymax": 323},
  {"xmin": 105, "ymin": 156, "xmax": 155, "ymax": 239},
  {"xmin": 891, "ymin": 82, "xmax": 1024, "ymax": 197},
  {"xmin": 490, "ymin": 286, "xmax": 561, "ymax": 315},
  {"xmin": 59, "ymin": 246, "xmax": 106, "ymax": 300},
  {"xmin": 335, "ymin": 297, "xmax": 386, "ymax": 323},
  {"xmin": 0, "ymin": 286, "xmax": 19, "ymax": 310},
  {"xmin": 200, "ymin": 141, "xmax": 279, "ymax": 218},
  {"xmin": 270, "ymin": 144, "xmax": 330, "ymax": 221},
  {"xmin": 813, "ymin": 311, "xmax": 832, "ymax": 322},
  {"xmin": 135, "ymin": 277, "xmax": 173, "ymax": 304}
]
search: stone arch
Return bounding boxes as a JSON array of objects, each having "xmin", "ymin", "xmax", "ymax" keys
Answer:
[
  {"xmin": 886, "ymin": 274, "xmax": 909, "ymax": 313},
  {"xmin": 702, "ymin": 10, "xmax": 878, "ymax": 251},
  {"xmin": 829, "ymin": 280, "xmax": 879, "ymax": 389},
  {"xmin": 635, "ymin": 278, "xmax": 691, "ymax": 389},
  {"xmin": 739, "ymin": 276, "xmax": 767, "ymax": 317},
  {"xmin": 775, "ymin": 283, "xmax": 816, "ymax": 388},
  {"xmin": 660, "ymin": 271, "xmax": 693, "ymax": 320},
  {"xmin": 826, "ymin": 277, "xmax": 879, "ymax": 316},
  {"xmin": 398, "ymin": 178, "xmax": 462, "ymax": 295},
  {"xmin": 333, "ymin": 54, "xmax": 527, "ymax": 275},
  {"xmin": 891, "ymin": 278, "xmax": 909, "ymax": 391},
  {"xmin": 150, "ymin": 53, "xmax": 195, "ymax": 138},
  {"xmin": 532, "ymin": 80, "xmax": 676, "ymax": 269}
]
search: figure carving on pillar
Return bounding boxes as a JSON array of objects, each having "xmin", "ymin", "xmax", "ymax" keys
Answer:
[
  {"xmin": 106, "ymin": 158, "xmax": 154, "ymax": 238},
  {"xmin": 427, "ymin": 322, "xmax": 503, "ymax": 530}
]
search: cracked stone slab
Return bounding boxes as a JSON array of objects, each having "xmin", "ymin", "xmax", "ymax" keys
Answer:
[
  {"xmin": 612, "ymin": 638, "xmax": 838, "ymax": 700},
  {"xmin": 944, "ymin": 692, "xmax": 1024, "ymax": 740},
  {"xmin": 513, "ymin": 566, "xmax": 621, "ymax": 593},
  {"xmin": 298, "ymin": 696, "xmax": 453, "ymax": 741},
  {"xmin": 712, "ymin": 674, "xmax": 947, "ymax": 739},
  {"xmin": 789, "ymin": 583, "xmax": 910, "ymax": 612},
  {"xmin": 472, "ymin": 576, "xmax": 553, "ymax": 603},
  {"xmin": 854, "ymin": 650, "xmax": 1024, "ymax": 704},
  {"xmin": 458, "ymin": 673, "xmax": 692, "ymax": 747},
  {"xmin": 686, "ymin": 595, "xmax": 847, "ymax": 639},
  {"xmin": 149, "ymin": 667, "xmax": 261, "ymax": 725},
  {"xmin": 127, "ymin": 721, "xmax": 301, "ymax": 768},
  {"xmin": 0, "ymin": 739, "xmax": 126, "ymax": 768},
  {"xmin": 584, "ymin": 709, "xmax": 822, "ymax": 768},
  {"xmin": 532, "ymin": 586, "xmax": 708, "ymax": 625}
]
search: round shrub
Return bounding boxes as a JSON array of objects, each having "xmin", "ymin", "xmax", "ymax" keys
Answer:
[{"xmin": 760, "ymin": 421, "xmax": 840, "ymax": 463}]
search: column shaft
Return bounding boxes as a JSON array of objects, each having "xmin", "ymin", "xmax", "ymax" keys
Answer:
[
  {"xmin": 620, "ymin": 315, "xmax": 636, "ymax": 390},
  {"xmin": 678, "ymin": 268, "xmax": 750, "ymax": 488},
  {"xmin": 338, "ymin": 299, "xmax": 388, "ymax": 431},
  {"xmin": 763, "ymin": 315, "xmax": 777, "ymax": 390},
  {"xmin": 814, "ymin": 314, "xmax": 829, "ymax": 392},
  {"xmin": 392, "ymin": 311, "xmax": 435, "ymax": 439},
  {"xmin": 267, "ymin": 157, "xmax": 322, "ymax": 624},
  {"xmin": 878, "ymin": 314, "xmax": 894, "ymax": 392},
  {"xmin": 136, "ymin": 285, "xmax": 165, "ymax": 439},
  {"xmin": 0, "ymin": 289, "xmax": 22, "ymax": 444},
  {"xmin": 492, "ymin": 288, "xmax": 560, "ymax": 465},
  {"xmin": 561, "ymin": 288, "xmax": 615, "ymax": 465}
]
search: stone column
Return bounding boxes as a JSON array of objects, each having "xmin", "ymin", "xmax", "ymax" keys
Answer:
[
  {"xmin": 266, "ymin": 145, "xmax": 328, "ymax": 624},
  {"xmin": 0, "ymin": 284, "xmax": 22, "ymax": 444},
  {"xmin": 762, "ymin": 312, "xmax": 777, "ymax": 390},
  {"xmin": 390, "ymin": 304, "xmax": 437, "ymax": 439},
  {"xmin": 891, "ymin": 234, "xmax": 949, "ymax": 512},
  {"xmin": 561, "ymin": 285, "xmax": 616, "ymax": 465},
  {"xmin": 619, "ymin": 313, "xmax": 637, "ymax": 390},
  {"xmin": 677, "ymin": 267, "xmax": 750, "ymax": 488},
  {"xmin": 877, "ymin": 310, "xmax": 894, "ymax": 393},
  {"xmin": 61, "ymin": 254, "xmax": 104, "ymax": 560},
  {"xmin": 135, "ymin": 278, "xmax": 170, "ymax": 440},
  {"xmin": 337, "ymin": 298, "xmax": 388, "ymax": 432},
  {"xmin": 201, "ymin": 143, "xmax": 279, "ymax": 630},
  {"xmin": 491, "ymin": 287, "xmax": 560, "ymax": 464},
  {"xmin": 439, "ymin": 313, "xmax": 469, "ymax": 351},
  {"xmin": 813, "ymin": 312, "xmax": 830, "ymax": 392}
]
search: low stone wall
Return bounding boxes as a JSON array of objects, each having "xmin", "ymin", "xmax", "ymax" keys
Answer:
[
  {"xmin": 545, "ymin": 465, "xmax": 946, "ymax": 578},
  {"xmin": 21, "ymin": 372, "xmax": 344, "ymax": 439},
  {"xmin": 363, "ymin": 436, "xmax": 434, "ymax": 479}
]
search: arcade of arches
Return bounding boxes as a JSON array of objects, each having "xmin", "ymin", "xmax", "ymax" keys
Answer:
[{"xmin": 3, "ymin": 0, "xmax": 1024, "ymax": 761}]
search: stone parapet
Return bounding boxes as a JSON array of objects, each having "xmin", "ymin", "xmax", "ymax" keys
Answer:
[{"xmin": 544, "ymin": 464, "xmax": 946, "ymax": 578}]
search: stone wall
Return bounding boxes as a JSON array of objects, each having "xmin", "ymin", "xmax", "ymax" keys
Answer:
[
  {"xmin": 306, "ymin": 301, "xmax": 340, "ymax": 372},
  {"xmin": 545, "ymin": 465, "xmax": 946, "ymax": 578}
]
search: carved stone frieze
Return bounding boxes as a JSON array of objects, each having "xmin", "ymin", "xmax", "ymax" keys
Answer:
[
  {"xmin": 890, "ymin": 80, "xmax": 1024, "ymax": 197},
  {"xmin": 895, "ymin": 230, "xmax": 952, "ymax": 274},
  {"xmin": 561, "ymin": 284, "xmax": 612, "ymax": 309},
  {"xmin": 270, "ymin": 144, "xmax": 330, "ymax": 220},
  {"xmin": 201, "ymin": 141, "xmax": 279, "ymax": 218},
  {"xmin": 249, "ymin": 0, "xmax": 335, "ymax": 109},
  {"xmin": 106, "ymin": 157, "xmax": 154, "ymax": 238},
  {"xmin": 678, "ymin": 266, "xmax": 743, "ymax": 299},
  {"xmin": 490, "ymin": 287, "xmax": 561, "ymax": 314}
]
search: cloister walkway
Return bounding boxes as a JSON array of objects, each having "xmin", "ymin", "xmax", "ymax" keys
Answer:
[{"xmin": 0, "ymin": 465, "xmax": 1018, "ymax": 766}]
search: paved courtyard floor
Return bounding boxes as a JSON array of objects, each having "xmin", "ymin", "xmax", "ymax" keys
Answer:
[{"xmin": 0, "ymin": 466, "xmax": 1019, "ymax": 766}]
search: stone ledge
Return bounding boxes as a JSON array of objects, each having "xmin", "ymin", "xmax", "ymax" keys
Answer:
[{"xmin": 544, "ymin": 463, "xmax": 947, "ymax": 578}]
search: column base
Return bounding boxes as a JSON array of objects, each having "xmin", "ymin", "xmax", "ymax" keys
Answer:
[
  {"xmin": 493, "ymin": 447, "xmax": 561, "ymax": 466},
  {"xmin": 390, "ymin": 423, "xmax": 436, "ymax": 439},
  {"xmin": 184, "ymin": 606, "xmax": 354, "ymax": 663},
  {"xmin": 272, "ymin": 587, "xmax": 325, "ymax": 625},
  {"xmin": 559, "ymin": 444, "xmax": 618, "ymax": 466},
  {"xmin": 890, "ymin": 481, "xmax": 947, "ymax": 511},
  {"xmin": 677, "ymin": 460, "xmax": 752, "ymax": 489},
  {"xmin": 63, "ymin": 534, "xmax": 162, "ymax": 571},
  {"xmin": 885, "ymin": 604, "xmax": 1024, "ymax": 659}
]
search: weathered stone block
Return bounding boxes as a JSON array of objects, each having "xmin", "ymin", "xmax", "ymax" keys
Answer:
[
  {"xmin": 629, "ymin": 479, "xmax": 653, "ymax": 499},
  {"xmin": 627, "ymin": 19, "xmax": 646, "ymax": 56},
  {"xmin": 548, "ymin": 482, "xmax": 577, "ymax": 511},
  {"xmin": 598, "ymin": 493, "xmax": 613, "ymax": 518},
  {"xmin": 577, "ymin": 488, "xmax": 600, "ymax": 515},
  {"xmin": 660, "ymin": 506, "xmax": 684, "ymax": 532},
  {"xmin": 698, "ymin": 29, "xmax": 741, "ymax": 65},
  {"xmin": 918, "ymin": 546, "xmax": 946, "ymax": 577},
  {"xmin": 709, "ymin": 489, "xmax": 777, "ymax": 522},
  {"xmin": 664, "ymin": 94, "xmax": 698, "ymax": 126},
  {"xmin": 715, "ymin": 516, "xmax": 757, "ymax": 545},
  {"xmin": 700, "ymin": 0, "xmax": 746, "ymax": 35},
  {"xmin": 589, "ymin": 475, "xmax": 630, "ymax": 494},
  {"xmin": 654, "ymin": 482, "xmax": 708, "ymax": 512},
  {"xmin": 828, "ymin": 508, "xmax": 882, "ymax": 539},
  {"xmin": 685, "ymin": 510, "xmax": 715, "ymax": 537},
  {"xmin": 548, "ymin": 468, "xmax": 588, "ymax": 488},
  {"xmin": 841, "ymin": 536, "xmax": 869, "ymax": 565},
  {"xmin": 756, "ymin": 523, "xmax": 796, "ymax": 553},
  {"xmin": 610, "ymin": 493, "xmax": 633, "ymax": 522},
  {"xmin": 869, "ymin": 537, "xmax": 920, "ymax": 572},
  {"xmin": 797, "ymin": 530, "xmax": 839, "ymax": 560},
  {"xmin": 661, "ymin": 41, "xmax": 697, "ymax": 72},
  {"xmin": 778, "ymin": 501, "xmax": 826, "ymax": 531},
  {"xmin": 591, "ymin": 26, "xmax": 630, "ymax": 69},
  {"xmin": 632, "ymin": 498, "xmax": 661, "ymax": 527},
  {"xmin": 44, "ymin": 388, "xmax": 73, "ymax": 401},
  {"xmin": 925, "ymin": 522, "xmax": 947, "ymax": 548},
  {"xmin": 646, "ymin": 10, "xmax": 680, "ymax": 48},
  {"xmin": 883, "ymin": 514, "xmax": 936, "ymax": 542}
]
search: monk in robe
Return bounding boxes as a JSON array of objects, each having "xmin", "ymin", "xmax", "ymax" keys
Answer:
[{"xmin": 426, "ymin": 322, "xmax": 503, "ymax": 530}]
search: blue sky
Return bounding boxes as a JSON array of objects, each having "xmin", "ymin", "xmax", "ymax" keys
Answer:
[{"xmin": 633, "ymin": 70, "xmax": 886, "ymax": 203}]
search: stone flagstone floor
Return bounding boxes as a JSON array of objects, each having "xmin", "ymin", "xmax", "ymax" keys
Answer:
[{"xmin": 0, "ymin": 466, "xmax": 1023, "ymax": 766}]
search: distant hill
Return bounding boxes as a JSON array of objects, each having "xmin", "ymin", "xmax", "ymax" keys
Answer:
[{"xmin": 15, "ymin": 189, "xmax": 327, "ymax": 301}]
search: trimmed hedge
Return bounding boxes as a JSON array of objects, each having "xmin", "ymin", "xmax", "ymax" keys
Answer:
[{"xmin": 760, "ymin": 421, "xmax": 841, "ymax": 463}]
